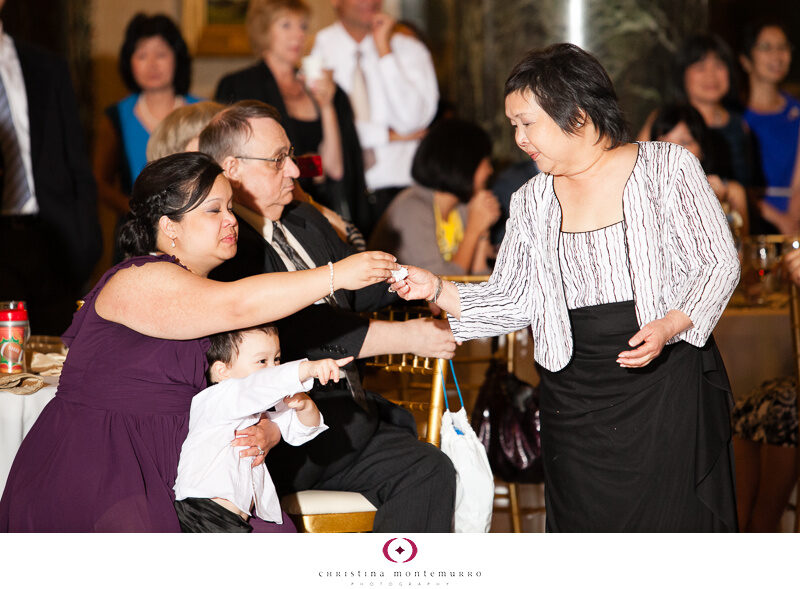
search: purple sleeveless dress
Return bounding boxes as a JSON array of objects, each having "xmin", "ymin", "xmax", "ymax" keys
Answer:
[{"xmin": 0, "ymin": 255, "xmax": 294, "ymax": 532}]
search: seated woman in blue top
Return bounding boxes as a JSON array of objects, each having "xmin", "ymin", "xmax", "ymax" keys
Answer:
[
  {"xmin": 94, "ymin": 13, "xmax": 201, "ymax": 259},
  {"xmin": 740, "ymin": 20, "xmax": 800, "ymax": 234}
]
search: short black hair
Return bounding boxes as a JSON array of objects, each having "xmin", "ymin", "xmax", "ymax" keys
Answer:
[
  {"xmin": 673, "ymin": 34, "xmax": 741, "ymax": 110},
  {"xmin": 118, "ymin": 13, "xmax": 192, "ymax": 95},
  {"xmin": 504, "ymin": 43, "xmax": 629, "ymax": 148},
  {"xmin": 740, "ymin": 20, "xmax": 791, "ymax": 58},
  {"xmin": 411, "ymin": 119, "xmax": 492, "ymax": 202},
  {"xmin": 650, "ymin": 103, "xmax": 712, "ymax": 166},
  {"xmin": 206, "ymin": 324, "xmax": 279, "ymax": 372}
]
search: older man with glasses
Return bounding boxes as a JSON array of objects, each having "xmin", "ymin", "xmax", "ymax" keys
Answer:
[{"xmin": 200, "ymin": 100, "xmax": 456, "ymax": 533}]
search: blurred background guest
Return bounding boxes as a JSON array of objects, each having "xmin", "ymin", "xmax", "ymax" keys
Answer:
[
  {"xmin": 145, "ymin": 100, "xmax": 224, "ymax": 161},
  {"xmin": 650, "ymin": 102, "xmax": 749, "ymax": 236},
  {"xmin": 368, "ymin": 118, "xmax": 500, "ymax": 276},
  {"xmin": 0, "ymin": 0, "xmax": 101, "ymax": 335},
  {"xmin": 215, "ymin": 0, "xmax": 365, "ymax": 230},
  {"xmin": 740, "ymin": 20, "xmax": 800, "ymax": 234},
  {"xmin": 312, "ymin": 0, "xmax": 439, "ymax": 238},
  {"xmin": 639, "ymin": 33, "xmax": 756, "ymax": 189},
  {"xmin": 489, "ymin": 160, "xmax": 538, "ymax": 246},
  {"xmin": 93, "ymin": 13, "xmax": 200, "ymax": 261}
]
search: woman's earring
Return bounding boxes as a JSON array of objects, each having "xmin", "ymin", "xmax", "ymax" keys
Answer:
[{"xmin": 171, "ymin": 239, "xmax": 176, "ymax": 248}]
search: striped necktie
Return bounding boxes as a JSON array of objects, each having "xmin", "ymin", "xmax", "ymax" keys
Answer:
[
  {"xmin": 0, "ymin": 74, "xmax": 32, "ymax": 214},
  {"xmin": 271, "ymin": 221, "xmax": 370, "ymax": 411}
]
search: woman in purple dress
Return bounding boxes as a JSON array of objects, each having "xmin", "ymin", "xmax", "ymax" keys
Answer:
[{"xmin": 0, "ymin": 152, "xmax": 396, "ymax": 532}]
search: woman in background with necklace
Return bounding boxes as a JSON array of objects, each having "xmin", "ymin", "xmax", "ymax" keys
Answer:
[{"xmin": 94, "ymin": 13, "xmax": 201, "ymax": 262}]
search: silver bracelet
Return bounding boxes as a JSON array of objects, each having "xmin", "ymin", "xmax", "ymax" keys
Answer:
[
  {"xmin": 327, "ymin": 261, "xmax": 334, "ymax": 297},
  {"xmin": 426, "ymin": 275, "xmax": 443, "ymax": 304}
]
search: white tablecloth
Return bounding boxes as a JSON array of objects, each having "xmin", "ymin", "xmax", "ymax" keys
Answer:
[
  {"xmin": 713, "ymin": 306, "xmax": 792, "ymax": 400},
  {"xmin": 0, "ymin": 376, "xmax": 58, "ymax": 495}
]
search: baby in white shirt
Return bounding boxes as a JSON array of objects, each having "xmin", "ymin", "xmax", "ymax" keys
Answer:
[{"xmin": 173, "ymin": 323, "xmax": 351, "ymax": 532}]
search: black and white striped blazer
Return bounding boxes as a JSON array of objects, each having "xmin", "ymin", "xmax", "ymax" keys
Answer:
[{"xmin": 448, "ymin": 141, "xmax": 740, "ymax": 372}]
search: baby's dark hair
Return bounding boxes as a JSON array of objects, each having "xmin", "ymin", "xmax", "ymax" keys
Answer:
[{"xmin": 206, "ymin": 324, "xmax": 279, "ymax": 377}]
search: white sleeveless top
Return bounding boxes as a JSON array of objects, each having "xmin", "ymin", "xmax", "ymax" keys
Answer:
[{"xmin": 558, "ymin": 221, "xmax": 634, "ymax": 310}]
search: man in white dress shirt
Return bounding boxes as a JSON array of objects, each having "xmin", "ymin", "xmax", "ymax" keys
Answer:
[{"xmin": 312, "ymin": 0, "xmax": 439, "ymax": 237}]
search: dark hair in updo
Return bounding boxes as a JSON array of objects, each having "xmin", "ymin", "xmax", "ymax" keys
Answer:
[
  {"xmin": 118, "ymin": 152, "xmax": 223, "ymax": 259},
  {"xmin": 504, "ymin": 43, "xmax": 629, "ymax": 148}
]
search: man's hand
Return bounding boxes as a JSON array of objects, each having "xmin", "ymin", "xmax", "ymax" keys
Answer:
[
  {"xmin": 371, "ymin": 12, "xmax": 396, "ymax": 57},
  {"xmin": 405, "ymin": 317, "xmax": 457, "ymax": 359}
]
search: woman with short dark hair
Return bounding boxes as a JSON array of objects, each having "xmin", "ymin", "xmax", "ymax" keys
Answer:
[
  {"xmin": 639, "ymin": 34, "xmax": 756, "ymax": 188},
  {"xmin": 0, "ymin": 152, "xmax": 398, "ymax": 531},
  {"xmin": 368, "ymin": 118, "xmax": 500, "ymax": 275},
  {"xmin": 393, "ymin": 43, "xmax": 740, "ymax": 532},
  {"xmin": 94, "ymin": 13, "xmax": 202, "ymax": 261}
]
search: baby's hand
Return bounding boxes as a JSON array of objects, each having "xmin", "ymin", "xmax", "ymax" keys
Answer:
[
  {"xmin": 299, "ymin": 356, "xmax": 353, "ymax": 385},
  {"xmin": 284, "ymin": 392, "xmax": 315, "ymax": 412},
  {"xmin": 284, "ymin": 391, "xmax": 322, "ymax": 428}
]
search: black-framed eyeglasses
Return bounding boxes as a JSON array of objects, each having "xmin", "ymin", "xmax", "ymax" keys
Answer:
[{"xmin": 235, "ymin": 146, "xmax": 295, "ymax": 170}]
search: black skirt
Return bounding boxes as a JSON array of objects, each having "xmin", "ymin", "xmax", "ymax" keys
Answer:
[{"xmin": 537, "ymin": 301, "xmax": 738, "ymax": 532}]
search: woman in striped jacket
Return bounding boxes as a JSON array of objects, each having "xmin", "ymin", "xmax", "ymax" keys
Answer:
[{"xmin": 392, "ymin": 43, "xmax": 741, "ymax": 532}]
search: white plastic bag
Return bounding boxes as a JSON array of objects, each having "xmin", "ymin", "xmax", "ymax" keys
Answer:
[{"xmin": 440, "ymin": 406, "xmax": 495, "ymax": 533}]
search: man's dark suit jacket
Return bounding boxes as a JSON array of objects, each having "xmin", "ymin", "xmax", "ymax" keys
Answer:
[
  {"xmin": 16, "ymin": 41, "xmax": 101, "ymax": 288},
  {"xmin": 211, "ymin": 202, "xmax": 411, "ymax": 493}
]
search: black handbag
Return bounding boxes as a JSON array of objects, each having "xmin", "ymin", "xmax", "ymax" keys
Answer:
[{"xmin": 470, "ymin": 359, "xmax": 544, "ymax": 484}]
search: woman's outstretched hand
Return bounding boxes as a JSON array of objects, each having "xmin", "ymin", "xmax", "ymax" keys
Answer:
[
  {"xmin": 389, "ymin": 265, "xmax": 438, "ymax": 301},
  {"xmin": 334, "ymin": 251, "xmax": 398, "ymax": 290}
]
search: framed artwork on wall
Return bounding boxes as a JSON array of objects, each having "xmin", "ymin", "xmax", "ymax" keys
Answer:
[{"xmin": 182, "ymin": 0, "xmax": 252, "ymax": 56}]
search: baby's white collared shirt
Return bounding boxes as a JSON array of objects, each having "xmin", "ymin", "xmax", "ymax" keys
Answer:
[{"xmin": 174, "ymin": 360, "xmax": 327, "ymax": 523}]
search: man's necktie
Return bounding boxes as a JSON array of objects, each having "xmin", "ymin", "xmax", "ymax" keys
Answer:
[
  {"xmin": 350, "ymin": 50, "xmax": 371, "ymax": 123},
  {"xmin": 272, "ymin": 221, "xmax": 311, "ymax": 271},
  {"xmin": 349, "ymin": 51, "xmax": 376, "ymax": 170},
  {"xmin": 271, "ymin": 221, "xmax": 370, "ymax": 411},
  {"xmin": 0, "ymin": 74, "xmax": 32, "ymax": 214}
]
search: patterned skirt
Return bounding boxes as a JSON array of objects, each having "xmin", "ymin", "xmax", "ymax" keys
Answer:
[{"xmin": 732, "ymin": 377, "xmax": 797, "ymax": 447}]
